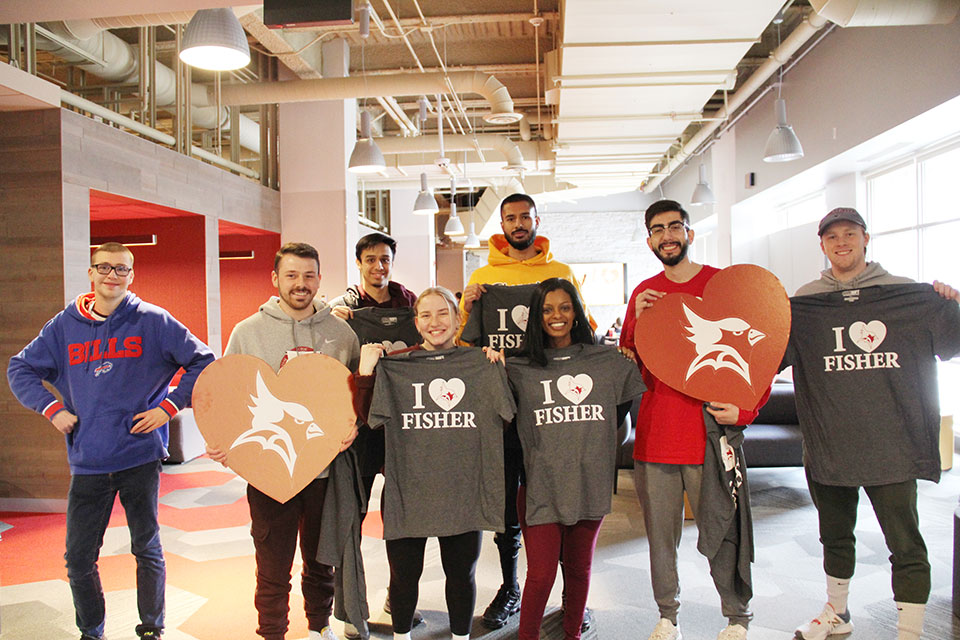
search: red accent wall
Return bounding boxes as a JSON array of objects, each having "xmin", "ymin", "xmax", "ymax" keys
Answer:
[
  {"xmin": 90, "ymin": 216, "xmax": 208, "ymax": 343},
  {"xmin": 219, "ymin": 232, "xmax": 281, "ymax": 351}
]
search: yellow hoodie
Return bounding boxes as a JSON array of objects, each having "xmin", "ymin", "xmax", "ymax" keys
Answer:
[{"xmin": 457, "ymin": 234, "xmax": 596, "ymax": 339}]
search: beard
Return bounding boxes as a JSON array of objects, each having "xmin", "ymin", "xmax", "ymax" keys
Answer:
[
  {"xmin": 505, "ymin": 227, "xmax": 537, "ymax": 251},
  {"xmin": 654, "ymin": 239, "xmax": 689, "ymax": 266},
  {"xmin": 280, "ymin": 287, "xmax": 315, "ymax": 310}
]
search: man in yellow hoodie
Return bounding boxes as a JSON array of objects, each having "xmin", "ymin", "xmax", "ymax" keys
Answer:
[{"xmin": 460, "ymin": 193, "xmax": 595, "ymax": 630}]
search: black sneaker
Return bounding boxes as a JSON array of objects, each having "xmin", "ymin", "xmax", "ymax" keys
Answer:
[
  {"xmin": 482, "ymin": 584, "xmax": 521, "ymax": 629},
  {"xmin": 139, "ymin": 631, "xmax": 162, "ymax": 640},
  {"xmin": 580, "ymin": 607, "xmax": 594, "ymax": 633}
]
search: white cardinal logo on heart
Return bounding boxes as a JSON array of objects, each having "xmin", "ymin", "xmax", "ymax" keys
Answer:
[
  {"xmin": 557, "ymin": 374, "xmax": 593, "ymax": 405},
  {"xmin": 849, "ymin": 320, "xmax": 886, "ymax": 353},
  {"xmin": 428, "ymin": 378, "xmax": 465, "ymax": 411},
  {"xmin": 511, "ymin": 305, "xmax": 529, "ymax": 331}
]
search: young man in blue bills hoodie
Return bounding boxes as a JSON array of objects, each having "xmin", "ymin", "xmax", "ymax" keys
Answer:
[{"xmin": 7, "ymin": 241, "xmax": 215, "ymax": 640}]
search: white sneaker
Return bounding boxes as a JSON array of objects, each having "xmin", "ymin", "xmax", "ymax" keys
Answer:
[
  {"xmin": 795, "ymin": 603, "xmax": 853, "ymax": 640},
  {"xmin": 647, "ymin": 617, "xmax": 681, "ymax": 640},
  {"xmin": 717, "ymin": 623, "xmax": 747, "ymax": 640},
  {"xmin": 308, "ymin": 626, "xmax": 339, "ymax": 640}
]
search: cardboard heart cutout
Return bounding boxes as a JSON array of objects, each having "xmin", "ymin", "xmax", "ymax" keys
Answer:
[
  {"xmin": 634, "ymin": 264, "xmax": 790, "ymax": 409},
  {"xmin": 192, "ymin": 353, "xmax": 357, "ymax": 503}
]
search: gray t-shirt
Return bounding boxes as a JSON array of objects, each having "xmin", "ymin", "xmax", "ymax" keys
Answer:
[
  {"xmin": 461, "ymin": 283, "xmax": 539, "ymax": 353},
  {"xmin": 346, "ymin": 307, "xmax": 420, "ymax": 352},
  {"xmin": 368, "ymin": 347, "xmax": 517, "ymax": 539},
  {"xmin": 783, "ymin": 283, "xmax": 960, "ymax": 486},
  {"xmin": 507, "ymin": 344, "xmax": 646, "ymax": 526}
]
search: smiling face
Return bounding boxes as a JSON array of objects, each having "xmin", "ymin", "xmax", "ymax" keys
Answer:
[
  {"xmin": 646, "ymin": 210, "xmax": 694, "ymax": 267},
  {"xmin": 88, "ymin": 250, "xmax": 134, "ymax": 305},
  {"xmin": 357, "ymin": 242, "xmax": 393, "ymax": 291},
  {"xmin": 820, "ymin": 220, "xmax": 869, "ymax": 280},
  {"xmin": 272, "ymin": 254, "xmax": 321, "ymax": 319},
  {"xmin": 541, "ymin": 288, "xmax": 575, "ymax": 349},
  {"xmin": 415, "ymin": 293, "xmax": 458, "ymax": 350},
  {"xmin": 500, "ymin": 200, "xmax": 540, "ymax": 251}
]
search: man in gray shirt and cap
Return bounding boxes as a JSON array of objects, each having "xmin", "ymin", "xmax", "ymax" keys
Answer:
[{"xmin": 789, "ymin": 208, "xmax": 959, "ymax": 640}]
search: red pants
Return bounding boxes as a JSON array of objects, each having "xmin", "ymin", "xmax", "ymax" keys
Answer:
[{"xmin": 517, "ymin": 486, "xmax": 603, "ymax": 640}]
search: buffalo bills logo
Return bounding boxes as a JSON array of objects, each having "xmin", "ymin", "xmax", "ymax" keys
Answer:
[{"xmin": 94, "ymin": 361, "xmax": 113, "ymax": 377}]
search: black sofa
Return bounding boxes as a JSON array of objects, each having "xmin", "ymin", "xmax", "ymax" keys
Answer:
[{"xmin": 617, "ymin": 382, "xmax": 803, "ymax": 469}]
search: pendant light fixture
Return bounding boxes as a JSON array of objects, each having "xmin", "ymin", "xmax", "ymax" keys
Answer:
[
  {"xmin": 763, "ymin": 20, "xmax": 804, "ymax": 163},
  {"xmin": 179, "ymin": 8, "xmax": 251, "ymax": 71},
  {"xmin": 444, "ymin": 178, "xmax": 465, "ymax": 236},
  {"xmin": 348, "ymin": 4, "xmax": 385, "ymax": 174},
  {"xmin": 348, "ymin": 110, "xmax": 386, "ymax": 174},
  {"xmin": 690, "ymin": 163, "xmax": 716, "ymax": 205},
  {"xmin": 464, "ymin": 220, "xmax": 481, "ymax": 248},
  {"xmin": 413, "ymin": 172, "xmax": 439, "ymax": 215}
]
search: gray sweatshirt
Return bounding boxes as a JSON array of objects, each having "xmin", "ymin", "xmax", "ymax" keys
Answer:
[
  {"xmin": 225, "ymin": 296, "xmax": 360, "ymax": 372},
  {"xmin": 794, "ymin": 261, "xmax": 913, "ymax": 296}
]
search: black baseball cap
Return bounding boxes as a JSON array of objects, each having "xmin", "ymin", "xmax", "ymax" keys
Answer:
[{"xmin": 818, "ymin": 207, "xmax": 867, "ymax": 236}]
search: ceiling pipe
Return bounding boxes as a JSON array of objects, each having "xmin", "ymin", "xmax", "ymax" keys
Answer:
[
  {"xmin": 216, "ymin": 70, "xmax": 521, "ymax": 124},
  {"xmin": 35, "ymin": 18, "xmax": 260, "ymax": 152},
  {"xmin": 809, "ymin": 0, "xmax": 959, "ymax": 26},
  {"xmin": 642, "ymin": 1, "xmax": 959, "ymax": 193},
  {"xmin": 640, "ymin": 9, "xmax": 830, "ymax": 193},
  {"xmin": 376, "ymin": 134, "xmax": 525, "ymax": 171}
]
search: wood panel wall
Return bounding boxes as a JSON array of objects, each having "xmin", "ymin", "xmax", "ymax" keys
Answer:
[
  {"xmin": 0, "ymin": 109, "xmax": 73, "ymax": 504},
  {"xmin": 1, "ymin": 108, "xmax": 282, "ymax": 507}
]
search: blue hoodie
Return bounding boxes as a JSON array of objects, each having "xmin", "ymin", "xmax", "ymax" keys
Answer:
[{"xmin": 7, "ymin": 292, "xmax": 215, "ymax": 474}]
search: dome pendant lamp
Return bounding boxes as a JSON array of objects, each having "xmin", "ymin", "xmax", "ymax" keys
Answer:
[
  {"xmin": 349, "ymin": 110, "xmax": 386, "ymax": 174},
  {"xmin": 180, "ymin": 8, "xmax": 251, "ymax": 71}
]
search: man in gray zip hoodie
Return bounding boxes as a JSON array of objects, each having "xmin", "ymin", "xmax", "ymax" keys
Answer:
[
  {"xmin": 789, "ymin": 208, "xmax": 959, "ymax": 640},
  {"xmin": 207, "ymin": 242, "xmax": 360, "ymax": 640}
]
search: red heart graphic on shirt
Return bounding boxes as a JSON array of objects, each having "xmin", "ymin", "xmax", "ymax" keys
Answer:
[
  {"xmin": 633, "ymin": 264, "xmax": 790, "ymax": 410},
  {"xmin": 191, "ymin": 354, "xmax": 357, "ymax": 503}
]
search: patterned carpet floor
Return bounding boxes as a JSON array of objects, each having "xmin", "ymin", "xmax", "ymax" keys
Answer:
[{"xmin": 2, "ymin": 456, "xmax": 959, "ymax": 639}]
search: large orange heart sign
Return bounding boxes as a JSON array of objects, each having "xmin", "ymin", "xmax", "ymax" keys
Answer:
[
  {"xmin": 634, "ymin": 264, "xmax": 790, "ymax": 410},
  {"xmin": 191, "ymin": 353, "xmax": 357, "ymax": 503}
]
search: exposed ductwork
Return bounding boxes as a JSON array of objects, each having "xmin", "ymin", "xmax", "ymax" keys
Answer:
[
  {"xmin": 35, "ymin": 18, "xmax": 261, "ymax": 152},
  {"xmin": 376, "ymin": 134, "xmax": 525, "ymax": 172},
  {"xmin": 809, "ymin": 0, "xmax": 960, "ymax": 27},
  {"xmin": 644, "ymin": 1, "xmax": 960, "ymax": 192},
  {"xmin": 215, "ymin": 71, "xmax": 522, "ymax": 125},
  {"xmin": 641, "ymin": 10, "xmax": 831, "ymax": 193}
]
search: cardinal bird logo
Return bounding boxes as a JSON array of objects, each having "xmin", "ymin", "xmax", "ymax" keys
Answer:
[
  {"xmin": 230, "ymin": 371, "xmax": 325, "ymax": 476},
  {"xmin": 681, "ymin": 303, "xmax": 766, "ymax": 386}
]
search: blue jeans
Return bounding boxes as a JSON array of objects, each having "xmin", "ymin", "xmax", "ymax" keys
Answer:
[{"xmin": 65, "ymin": 460, "xmax": 165, "ymax": 638}]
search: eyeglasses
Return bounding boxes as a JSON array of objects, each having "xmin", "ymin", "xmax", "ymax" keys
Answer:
[
  {"xmin": 92, "ymin": 263, "xmax": 132, "ymax": 276},
  {"xmin": 648, "ymin": 221, "xmax": 689, "ymax": 238}
]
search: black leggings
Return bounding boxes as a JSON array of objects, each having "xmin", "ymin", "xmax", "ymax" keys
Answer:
[{"xmin": 385, "ymin": 530, "xmax": 483, "ymax": 634}]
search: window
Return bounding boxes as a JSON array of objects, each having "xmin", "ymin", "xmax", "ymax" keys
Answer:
[
  {"xmin": 358, "ymin": 189, "xmax": 390, "ymax": 232},
  {"xmin": 866, "ymin": 140, "xmax": 960, "ymax": 284}
]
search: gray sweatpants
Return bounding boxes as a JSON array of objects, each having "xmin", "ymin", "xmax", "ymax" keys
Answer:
[{"xmin": 634, "ymin": 461, "xmax": 752, "ymax": 627}]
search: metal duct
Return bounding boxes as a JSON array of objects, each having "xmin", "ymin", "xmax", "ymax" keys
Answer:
[
  {"xmin": 376, "ymin": 134, "xmax": 525, "ymax": 171},
  {"xmin": 642, "ymin": 10, "xmax": 830, "ymax": 193},
  {"xmin": 216, "ymin": 71, "xmax": 521, "ymax": 124},
  {"xmin": 809, "ymin": 0, "xmax": 959, "ymax": 27},
  {"xmin": 38, "ymin": 19, "xmax": 260, "ymax": 152}
]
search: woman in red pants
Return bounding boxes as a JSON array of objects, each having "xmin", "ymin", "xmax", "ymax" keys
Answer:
[{"xmin": 500, "ymin": 278, "xmax": 645, "ymax": 639}]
